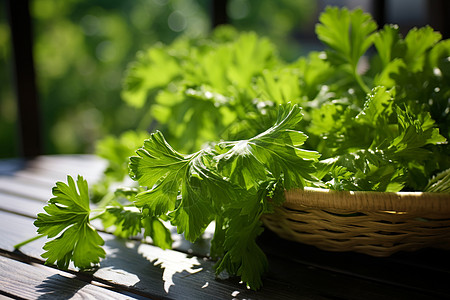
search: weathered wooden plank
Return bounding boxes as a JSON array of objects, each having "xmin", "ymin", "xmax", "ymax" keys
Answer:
[
  {"xmin": 0, "ymin": 192, "xmax": 45, "ymax": 217},
  {"xmin": 259, "ymin": 229, "xmax": 450, "ymax": 299},
  {"xmin": 13, "ymin": 166, "xmax": 90, "ymax": 187},
  {"xmin": 0, "ymin": 177, "xmax": 52, "ymax": 201},
  {"xmin": 17, "ymin": 155, "xmax": 107, "ymax": 184},
  {"xmin": 31, "ymin": 155, "xmax": 106, "ymax": 172},
  {"xmin": 0, "ymin": 155, "xmax": 106, "ymax": 201},
  {"xmin": 0, "ymin": 255, "xmax": 145, "ymax": 300},
  {"xmin": 0, "ymin": 211, "xmax": 323, "ymax": 299}
]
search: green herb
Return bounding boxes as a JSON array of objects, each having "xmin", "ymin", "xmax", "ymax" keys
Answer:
[
  {"xmin": 33, "ymin": 175, "xmax": 106, "ymax": 269},
  {"xmin": 18, "ymin": 6, "xmax": 449, "ymax": 291},
  {"xmin": 129, "ymin": 103, "xmax": 318, "ymax": 289}
]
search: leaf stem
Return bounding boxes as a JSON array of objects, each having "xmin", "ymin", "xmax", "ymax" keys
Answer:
[
  {"xmin": 89, "ymin": 212, "xmax": 104, "ymax": 221},
  {"xmin": 353, "ymin": 68, "xmax": 370, "ymax": 95},
  {"xmin": 14, "ymin": 233, "xmax": 46, "ymax": 249}
]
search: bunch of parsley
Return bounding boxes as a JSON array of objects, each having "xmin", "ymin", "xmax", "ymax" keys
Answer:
[{"xmin": 19, "ymin": 7, "xmax": 449, "ymax": 290}]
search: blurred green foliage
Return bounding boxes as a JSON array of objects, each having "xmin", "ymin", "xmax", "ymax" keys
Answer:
[
  {"xmin": 0, "ymin": 0, "xmax": 316, "ymax": 158},
  {"xmin": 227, "ymin": 0, "xmax": 317, "ymax": 60}
]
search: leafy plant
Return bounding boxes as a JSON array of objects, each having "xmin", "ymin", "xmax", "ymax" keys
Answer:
[
  {"xmin": 17, "ymin": 7, "xmax": 449, "ymax": 291},
  {"xmin": 34, "ymin": 175, "xmax": 106, "ymax": 269}
]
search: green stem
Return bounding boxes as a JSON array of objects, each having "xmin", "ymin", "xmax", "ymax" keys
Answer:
[
  {"xmin": 14, "ymin": 233, "xmax": 46, "ymax": 249},
  {"xmin": 136, "ymin": 91, "xmax": 159, "ymax": 132},
  {"xmin": 90, "ymin": 205, "xmax": 110, "ymax": 222},
  {"xmin": 353, "ymin": 68, "xmax": 370, "ymax": 95},
  {"xmin": 89, "ymin": 213, "xmax": 104, "ymax": 221}
]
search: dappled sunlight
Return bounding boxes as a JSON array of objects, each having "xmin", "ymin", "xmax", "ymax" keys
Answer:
[
  {"xmin": 137, "ymin": 243, "xmax": 203, "ymax": 293},
  {"xmin": 96, "ymin": 265, "xmax": 141, "ymax": 287}
]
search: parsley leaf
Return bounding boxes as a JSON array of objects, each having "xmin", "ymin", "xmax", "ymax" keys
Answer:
[
  {"xmin": 316, "ymin": 7, "xmax": 377, "ymax": 94},
  {"xmin": 214, "ymin": 212, "xmax": 268, "ymax": 290},
  {"xmin": 129, "ymin": 131, "xmax": 187, "ymax": 216},
  {"xmin": 130, "ymin": 131, "xmax": 233, "ymax": 242},
  {"xmin": 215, "ymin": 104, "xmax": 320, "ymax": 190},
  {"xmin": 34, "ymin": 175, "xmax": 105, "ymax": 269},
  {"xmin": 316, "ymin": 7, "xmax": 376, "ymax": 68},
  {"xmin": 404, "ymin": 26, "xmax": 441, "ymax": 72}
]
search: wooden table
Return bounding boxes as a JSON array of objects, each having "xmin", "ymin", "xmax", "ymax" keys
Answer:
[{"xmin": 1, "ymin": 155, "xmax": 449, "ymax": 299}]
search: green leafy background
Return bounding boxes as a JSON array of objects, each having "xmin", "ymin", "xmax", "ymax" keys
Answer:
[{"xmin": 0, "ymin": 0, "xmax": 316, "ymax": 157}]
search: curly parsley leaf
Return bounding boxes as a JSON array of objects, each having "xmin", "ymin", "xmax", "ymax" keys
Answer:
[
  {"xmin": 373, "ymin": 24, "xmax": 403, "ymax": 69},
  {"xmin": 214, "ymin": 213, "xmax": 268, "ymax": 290},
  {"xmin": 130, "ymin": 131, "xmax": 234, "ymax": 242},
  {"xmin": 34, "ymin": 175, "xmax": 105, "ymax": 269},
  {"xmin": 129, "ymin": 131, "xmax": 187, "ymax": 216},
  {"xmin": 316, "ymin": 7, "xmax": 377, "ymax": 68},
  {"xmin": 316, "ymin": 7, "xmax": 377, "ymax": 94},
  {"xmin": 213, "ymin": 180, "xmax": 284, "ymax": 290},
  {"xmin": 404, "ymin": 26, "xmax": 441, "ymax": 72},
  {"xmin": 215, "ymin": 104, "xmax": 320, "ymax": 190}
]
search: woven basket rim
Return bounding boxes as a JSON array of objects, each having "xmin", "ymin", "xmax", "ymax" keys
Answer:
[{"xmin": 285, "ymin": 187, "xmax": 450, "ymax": 213}]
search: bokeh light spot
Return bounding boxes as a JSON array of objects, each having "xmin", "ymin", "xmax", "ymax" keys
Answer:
[
  {"xmin": 228, "ymin": 0, "xmax": 250, "ymax": 20},
  {"xmin": 168, "ymin": 11, "xmax": 187, "ymax": 32}
]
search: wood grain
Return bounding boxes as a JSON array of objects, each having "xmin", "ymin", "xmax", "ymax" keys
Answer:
[
  {"xmin": 0, "ymin": 255, "xmax": 144, "ymax": 299},
  {"xmin": 0, "ymin": 177, "xmax": 52, "ymax": 201},
  {"xmin": 0, "ymin": 192, "xmax": 45, "ymax": 217}
]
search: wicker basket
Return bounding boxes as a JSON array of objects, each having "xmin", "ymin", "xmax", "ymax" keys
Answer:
[{"xmin": 261, "ymin": 187, "xmax": 450, "ymax": 257}]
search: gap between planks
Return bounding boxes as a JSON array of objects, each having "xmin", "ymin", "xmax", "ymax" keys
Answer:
[{"xmin": 0, "ymin": 253, "xmax": 149, "ymax": 300}]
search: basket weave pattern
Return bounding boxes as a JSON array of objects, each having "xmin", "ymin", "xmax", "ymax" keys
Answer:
[{"xmin": 262, "ymin": 188, "xmax": 450, "ymax": 257}]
